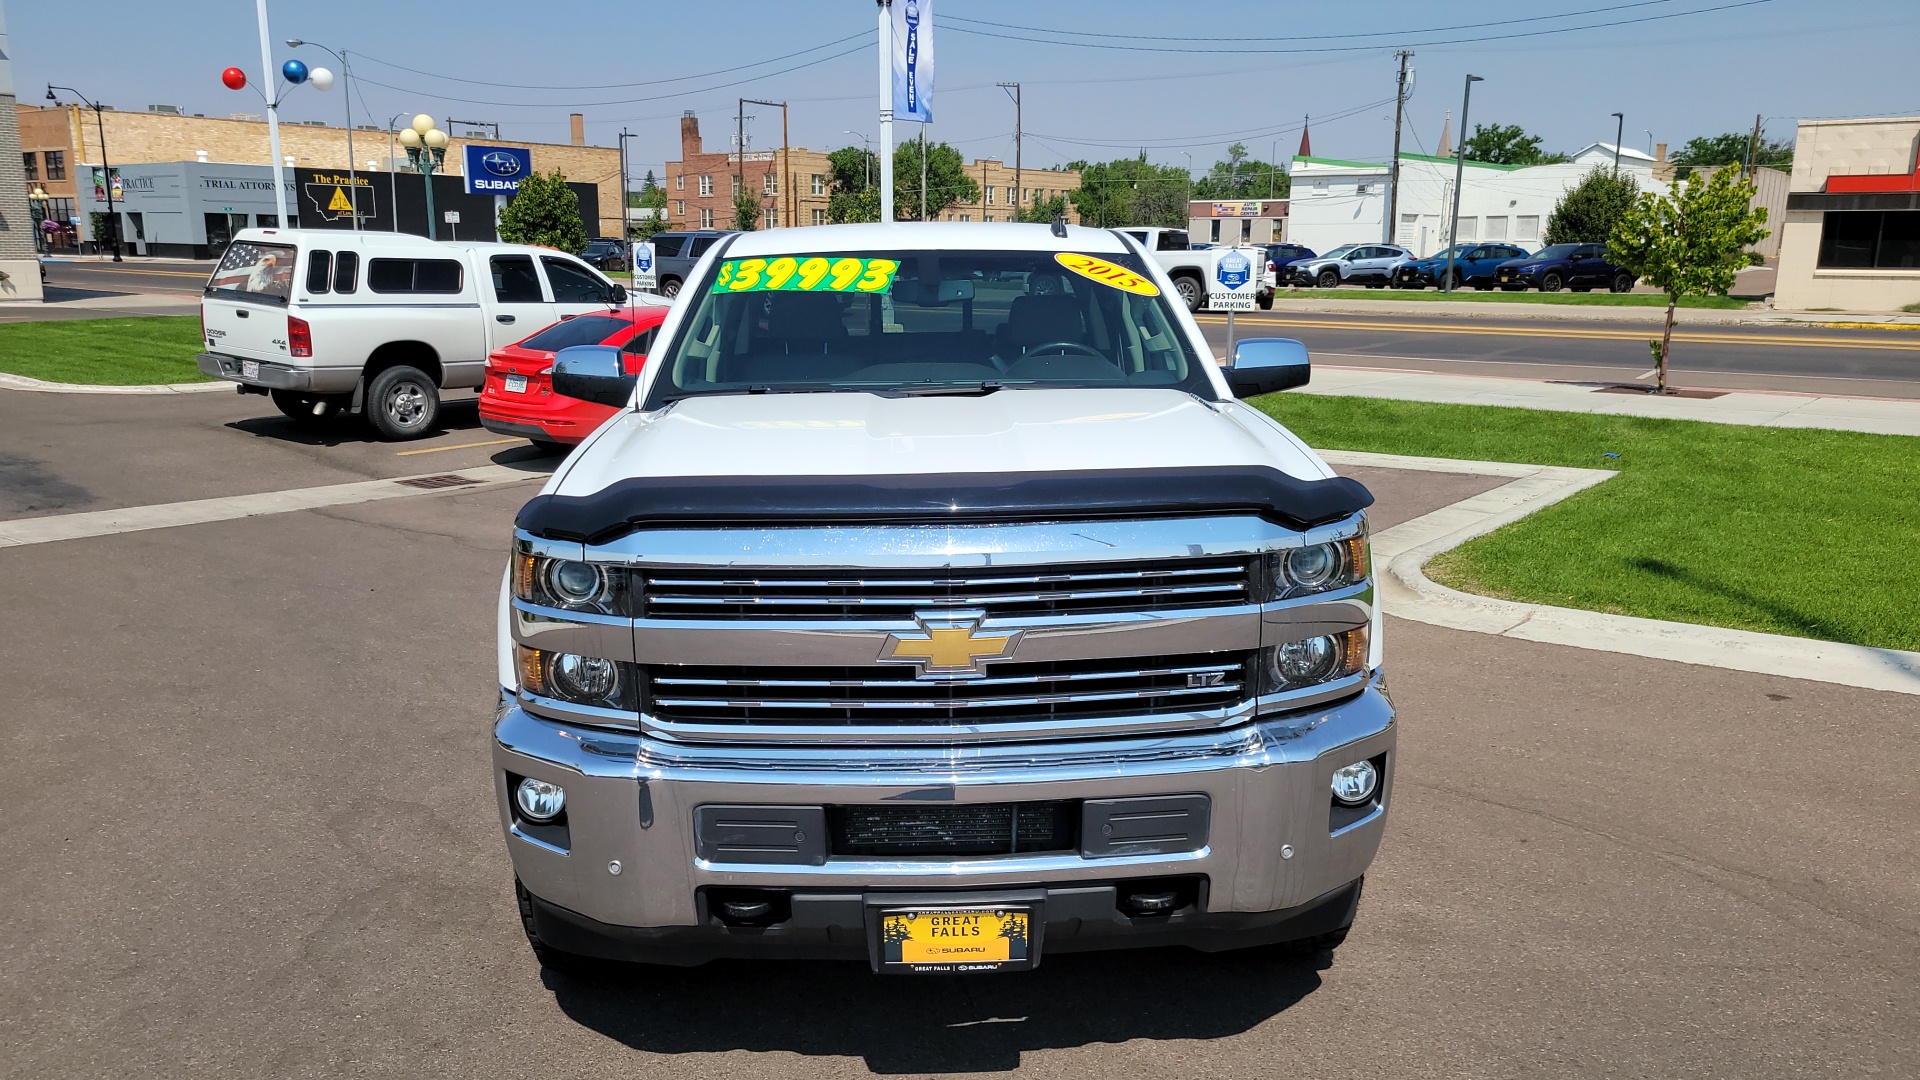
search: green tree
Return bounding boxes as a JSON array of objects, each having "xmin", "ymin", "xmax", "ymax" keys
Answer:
[
  {"xmin": 1544, "ymin": 167, "xmax": 1640, "ymax": 246},
  {"xmin": 628, "ymin": 170, "xmax": 669, "ymax": 240},
  {"xmin": 1670, "ymin": 131, "xmax": 1794, "ymax": 175},
  {"xmin": 1066, "ymin": 155, "xmax": 1190, "ymax": 228},
  {"xmin": 825, "ymin": 146, "xmax": 880, "ymax": 223},
  {"xmin": 1191, "ymin": 142, "xmax": 1290, "ymax": 200},
  {"xmin": 1609, "ymin": 167, "xmax": 1770, "ymax": 392},
  {"xmin": 732, "ymin": 189, "xmax": 763, "ymax": 231},
  {"xmin": 1018, "ymin": 193, "xmax": 1069, "ymax": 224},
  {"xmin": 893, "ymin": 139, "xmax": 980, "ymax": 220},
  {"xmin": 1459, "ymin": 123, "xmax": 1567, "ymax": 166},
  {"xmin": 497, "ymin": 169, "xmax": 587, "ymax": 253}
]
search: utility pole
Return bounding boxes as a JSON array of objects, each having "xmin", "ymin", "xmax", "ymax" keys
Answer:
[
  {"xmin": 1611, "ymin": 112, "xmax": 1625, "ymax": 175},
  {"xmin": 736, "ymin": 99, "xmax": 746, "ymax": 223},
  {"xmin": 1443, "ymin": 75, "xmax": 1483, "ymax": 294},
  {"xmin": 1745, "ymin": 113, "xmax": 1763, "ymax": 177},
  {"xmin": 744, "ymin": 99, "xmax": 789, "ymax": 227},
  {"xmin": 998, "ymin": 82, "xmax": 1021, "ymax": 220},
  {"xmin": 1385, "ymin": 50, "xmax": 1412, "ymax": 247}
]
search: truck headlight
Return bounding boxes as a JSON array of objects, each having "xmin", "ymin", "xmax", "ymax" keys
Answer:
[
  {"xmin": 1263, "ymin": 626, "xmax": 1369, "ymax": 692},
  {"xmin": 1262, "ymin": 533, "xmax": 1369, "ymax": 599},
  {"xmin": 513, "ymin": 544, "xmax": 635, "ymax": 615},
  {"xmin": 517, "ymin": 646, "xmax": 640, "ymax": 711}
]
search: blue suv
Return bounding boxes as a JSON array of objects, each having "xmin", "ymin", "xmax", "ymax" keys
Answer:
[
  {"xmin": 1494, "ymin": 243, "xmax": 1639, "ymax": 293},
  {"xmin": 1392, "ymin": 243, "xmax": 1531, "ymax": 290}
]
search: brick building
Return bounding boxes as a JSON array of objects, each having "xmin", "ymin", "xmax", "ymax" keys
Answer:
[
  {"xmin": 1, "ymin": 0, "xmax": 44, "ymax": 300},
  {"xmin": 932, "ymin": 158, "xmax": 1081, "ymax": 224},
  {"xmin": 664, "ymin": 112, "xmax": 832, "ymax": 230},
  {"xmin": 14, "ymin": 103, "xmax": 626, "ymax": 242}
]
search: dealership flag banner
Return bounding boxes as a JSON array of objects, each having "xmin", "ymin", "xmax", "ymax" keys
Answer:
[{"xmin": 891, "ymin": 0, "xmax": 933, "ymax": 123}]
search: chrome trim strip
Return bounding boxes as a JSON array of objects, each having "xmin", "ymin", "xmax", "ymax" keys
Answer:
[
  {"xmin": 652, "ymin": 682, "xmax": 1243, "ymax": 711},
  {"xmin": 510, "ymin": 824, "xmax": 571, "ymax": 855},
  {"xmin": 511, "ymin": 600, "xmax": 638, "ymax": 662},
  {"xmin": 513, "ymin": 531, "xmax": 584, "ymax": 563},
  {"xmin": 645, "ymin": 581, "xmax": 1246, "ymax": 609},
  {"xmin": 650, "ymin": 660, "xmax": 1239, "ymax": 691},
  {"xmin": 646, "ymin": 565, "xmax": 1241, "ymax": 590},
  {"xmin": 519, "ymin": 690, "xmax": 640, "ymax": 731},
  {"xmin": 695, "ymin": 846, "xmax": 1210, "ymax": 876}
]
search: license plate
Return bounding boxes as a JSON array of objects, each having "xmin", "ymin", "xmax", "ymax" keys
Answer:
[
  {"xmin": 880, "ymin": 907, "xmax": 1032, "ymax": 973},
  {"xmin": 241, "ymin": 360, "xmax": 260, "ymax": 379},
  {"xmin": 504, "ymin": 374, "xmax": 528, "ymax": 394}
]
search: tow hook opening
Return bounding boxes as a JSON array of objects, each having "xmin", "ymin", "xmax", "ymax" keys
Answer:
[
  {"xmin": 705, "ymin": 888, "xmax": 792, "ymax": 928},
  {"xmin": 1116, "ymin": 876, "xmax": 1203, "ymax": 918}
]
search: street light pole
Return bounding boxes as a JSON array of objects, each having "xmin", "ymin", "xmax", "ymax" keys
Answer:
[
  {"xmin": 877, "ymin": 0, "xmax": 894, "ymax": 223},
  {"xmin": 398, "ymin": 115, "xmax": 447, "ymax": 240},
  {"xmin": 1442, "ymin": 74, "xmax": 1483, "ymax": 294},
  {"xmin": 287, "ymin": 40, "xmax": 358, "ymax": 229},
  {"xmin": 1612, "ymin": 112, "xmax": 1625, "ymax": 175},
  {"xmin": 46, "ymin": 86, "xmax": 121, "ymax": 261},
  {"xmin": 253, "ymin": 0, "xmax": 291, "ymax": 227},
  {"xmin": 386, "ymin": 113, "xmax": 405, "ymax": 233}
]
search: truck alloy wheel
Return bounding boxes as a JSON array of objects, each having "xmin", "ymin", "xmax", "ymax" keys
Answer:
[
  {"xmin": 1611, "ymin": 273, "xmax": 1635, "ymax": 293},
  {"xmin": 1173, "ymin": 275, "xmax": 1204, "ymax": 312},
  {"xmin": 660, "ymin": 277, "xmax": 682, "ymax": 298},
  {"xmin": 367, "ymin": 365, "xmax": 440, "ymax": 441}
]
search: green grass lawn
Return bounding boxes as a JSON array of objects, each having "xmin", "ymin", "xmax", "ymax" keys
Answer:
[
  {"xmin": 1250, "ymin": 394, "xmax": 1920, "ymax": 652},
  {"xmin": 1271, "ymin": 288, "xmax": 1751, "ymax": 309},
  {"xmin": 0, "ymin": 317, "xmax": 212, "ymax": 385}
]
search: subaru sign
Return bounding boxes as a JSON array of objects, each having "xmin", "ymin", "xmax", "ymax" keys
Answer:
[
  {"xmin": 462, "ymin": 145, "xmax": 533, "ymax": 195},
  {"xmin": 1208, "ymin": 247, "xmax": 1260, "ymax": 312}
]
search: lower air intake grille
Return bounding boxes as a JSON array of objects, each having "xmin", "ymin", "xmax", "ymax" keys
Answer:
[{"xmin": 829, "ymin": 801, "xmax": 1078, "ymax": 857}]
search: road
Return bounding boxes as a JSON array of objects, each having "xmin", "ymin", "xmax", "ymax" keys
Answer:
[
  {"xmin": 1, "ymin": 387, "xmax": 1915, "ymax": 1078},
  {"xmin": 1199, "ymin": 310, "xmax": 1920, "ymax": 399},
  {"xmin": 40, "ymin": 258, "xmax": 211, "ymax": 297}
]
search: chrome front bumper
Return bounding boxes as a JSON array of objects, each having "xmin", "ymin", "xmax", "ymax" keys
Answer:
[{"xmin": 492, "ymin": 677, "xmax": 1395, "ymax": 949}]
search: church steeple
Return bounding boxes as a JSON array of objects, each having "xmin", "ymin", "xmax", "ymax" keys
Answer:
[{"xmin": 1438, "ymin": 110, "xmax": 1453, "ymax": 158}]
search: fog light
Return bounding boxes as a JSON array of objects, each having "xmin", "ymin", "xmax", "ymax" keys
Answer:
[
  {"xmin": 515, "ymin": 777, "xmax": 566, "ymax": 822},
  {"xmin": 1331, "ymin": 760, "xmax": 1379, "ymax": 806}
]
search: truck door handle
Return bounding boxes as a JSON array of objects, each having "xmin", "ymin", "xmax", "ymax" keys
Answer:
[
  {"xmin": 236, "ymin": 310, "xmax": 249, "ymax": 318},
  {"xmin": 496, "ymin": 314, "xmax": 515, "ymax": 324}
]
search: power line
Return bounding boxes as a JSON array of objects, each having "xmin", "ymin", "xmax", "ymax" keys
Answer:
[
  {"xmin": 944, "ymin": 0, "xmax": 1775, "ymax": 55},
  {"xmin": 1029, "ymin": 96, "xmax": 1398, "ymax": 151},
  {"xmin": 944, "ymin": 0, "xmax": 1697, "ymax": 43},
  {"xmin": 351, "ymin": 30, "xmax": 871, "ymax": 92}
]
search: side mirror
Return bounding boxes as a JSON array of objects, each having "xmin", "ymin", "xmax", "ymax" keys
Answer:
[
  {"xmin": 606, "ymin": 283, "xmax": 628, "ymax": 304},
  {"xmin": 1223, "ymin": 337, "xmax": 1310, "ymax": 398},
  {"xmin": 551, "ymin": 345, "xmax": 637, "ymax": 407}
]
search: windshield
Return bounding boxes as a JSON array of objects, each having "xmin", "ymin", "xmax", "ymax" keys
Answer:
[
  {"xmin": 1426, "ymin": 244, "xmax": 1474, "ymax": 260},
  {"xmin": 1320, "ymin": 245, "xmax": 1357, "ymax": 259},
  {"xmin": 644, "ymin": 247, "xmax": 1213, "ymax": 405},
  {"xmin": 1527, "ymin": 245, "xmax": 1577, "ymax": 260}
]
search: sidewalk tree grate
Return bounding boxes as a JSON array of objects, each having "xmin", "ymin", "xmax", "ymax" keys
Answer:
[{"xmin": 395, "ymin": 474, "xmax": 486, "ymax": 490}]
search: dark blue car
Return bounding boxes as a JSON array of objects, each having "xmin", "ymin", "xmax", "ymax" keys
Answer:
[
  {"xmin": 1258, "ymin": 243, "xmax": 1315, "ymax": 309},
  {"xmin": 1494, "ymin": 243, "xmax": 1639, "ymax": 293},
  {"xmin": 1392, "ymin": 243, "xmax": 1532, "ymax": 290}
]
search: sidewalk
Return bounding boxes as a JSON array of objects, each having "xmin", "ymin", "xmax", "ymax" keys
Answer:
[
  {"xmin": 1254, "ymin": 295, "xmax": 1920, "ymax": 328},
  {"xmin": 1301, "ymin": 365, "xmax": 1920, "ymax": 437}
]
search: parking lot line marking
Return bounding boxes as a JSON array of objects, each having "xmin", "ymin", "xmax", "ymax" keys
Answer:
[
  {"xmin": 395, "ymin": 437, "xmax": 525, "ymax": 456},
  {"xmin": 0, "ymin": 465, "xmax": 545, "ymax": 548}
]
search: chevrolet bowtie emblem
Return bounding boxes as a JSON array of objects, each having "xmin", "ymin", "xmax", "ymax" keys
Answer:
[{"xmin": 878, "ymin": 614, "xmax": 1024, "ymax": 679}]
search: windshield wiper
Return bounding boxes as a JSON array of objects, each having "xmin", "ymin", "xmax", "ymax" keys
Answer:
[{"xmin": 873, "ymin": 382, "xmax": 1008, "ymax": 398}]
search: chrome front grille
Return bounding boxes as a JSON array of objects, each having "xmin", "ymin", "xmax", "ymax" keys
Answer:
[
  {"xmin": 647, "ymin": 652, "xmax": 1251, "ymax": 728},
  {"xmin": 641, "ymin": 557, "xmax": 1251, "ymax": 621}
]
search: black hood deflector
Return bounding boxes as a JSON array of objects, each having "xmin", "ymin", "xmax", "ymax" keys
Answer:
[{"xmin": 517, "ymin": 467, "xmax": 1374, "ymax": 544}]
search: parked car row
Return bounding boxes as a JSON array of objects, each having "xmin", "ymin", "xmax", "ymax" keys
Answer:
[{"xmin": 1273, "ymin": 240, "xmax": 1637, "ymax": 293}]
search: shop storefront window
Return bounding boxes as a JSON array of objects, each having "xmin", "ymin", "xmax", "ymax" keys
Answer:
[{"xmin": 1818, "ymin": 211, "xmax": 1920, "ymax": 269}]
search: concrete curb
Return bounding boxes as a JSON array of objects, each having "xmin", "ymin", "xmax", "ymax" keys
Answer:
[
  {"xmin": 1320, "ymin": 449, "xmax": 1920, "ymax": 697},
  {"xmin": 0, "ymin": 372, "xmax": 228, "ymax": 395}
]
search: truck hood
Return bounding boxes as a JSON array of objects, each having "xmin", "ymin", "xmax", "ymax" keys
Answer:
[{"xmin": 549, "ymin": 388, "xmax": 1332, "ymax": 498}]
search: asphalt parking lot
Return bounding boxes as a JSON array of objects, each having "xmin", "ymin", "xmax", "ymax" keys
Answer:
[{"xmin": 3, "ymin": 389, "xmax": 1916, "ymax": 1078}]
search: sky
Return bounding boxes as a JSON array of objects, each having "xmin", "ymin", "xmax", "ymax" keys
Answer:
[{"xmin": 11, "ymin": 0, "xmax": 1920, "ymax": 185}]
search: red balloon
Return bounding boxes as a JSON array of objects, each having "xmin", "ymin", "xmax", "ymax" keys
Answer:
[{"xmin": 221, "ymin": 67, "xmax": 247, "ymax": 91}]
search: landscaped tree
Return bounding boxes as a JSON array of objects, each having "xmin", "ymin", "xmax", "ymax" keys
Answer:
[
  {"xmin": 1609, "ymin": 167, "xmax": 1770, "ymax": 393},
  {"xmin": 1018, "ymin": 193, "xmax": 1069, "ymax": 223},
  {"xmin": 1459, "ymin": 123, "xmax": 1568, "ymax": 166},
  {"xmin": 1191, "ymin": 142, "xmax": 1289, "ymax": 200},
  {"xmin": 497, "ymin": 169, "xmax": 586, "ymax": 253},
  {"xmin": 732, "ymin": 189, "xmax": 763, "ymax": 231},
  {"xmin": 1544, "ymin": 167, "xmax": 1640, "ymax": 246},
  {"xmin": 893, "ymin": 139, "xmax": 980, "ymax": 220},
  {"xmin": 1671, "ymin": 131, "xmax": 1793, "ymax": 175},
  {"xmin": 628, "ymin": 170, "xmax": 668, "ymax": 240},
  {"xmin": 826, "ymin": 146, "xmax": 879, "ymax": 223},
  {"xmin": 1067, "ymin": 155, "xmax": 1190, "ymax": 228}
]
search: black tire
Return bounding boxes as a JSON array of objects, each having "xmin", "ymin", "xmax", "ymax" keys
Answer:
[
  {"xmin": 1440, "ymin": 270, "xmax": 1462, "ymax": 291},
  {"xmin": 1611, "ymin": 272, "xmax": 1636, "ymax": 294},
  {"xmin": 660, "ymin": 276, "xmax": 682, "ymax": 298},
  {"xmin": 516, "ymin": 879, "xmax": 599, "ymax": 976},
  {"xmin": 366, "ymin": 365, "xmax": 440, "ymax": 441},
  {"xmin": 1540, "ymin": 271, "xmax": 1564, "ymax": 293},
  {"xmin": 1316, "ymin": 268, "xmax": 1340, "ymax": 289},
  {"xmin": 1172, "ymin": 274, "xmax": 1205, "ymax": 313},
  {"xmin": 1256, "ymin": 291, "xmax": 1274, "ymax": 310}
]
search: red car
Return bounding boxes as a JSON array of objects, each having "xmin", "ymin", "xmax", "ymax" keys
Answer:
[{"xmin": 479, "ymin": 307, "xmax": 666, "ymax": 447}]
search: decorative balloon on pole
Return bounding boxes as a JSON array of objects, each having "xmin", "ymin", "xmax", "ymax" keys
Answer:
[
  {"xmin": 219, "ymin": 0, "xmax": 334, "ymax": 228},
  {"xmin": 398, "ymin": 115, "xmax": 449, "ymax": 240}
]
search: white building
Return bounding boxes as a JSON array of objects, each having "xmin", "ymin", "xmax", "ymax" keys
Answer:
[{"xmin": 1287, "ymin": 143, "xmax": 1665, "ymax": 258}]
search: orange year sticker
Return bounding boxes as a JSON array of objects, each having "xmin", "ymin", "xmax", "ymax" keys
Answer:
[{"xmin": 1053, "ymin": 253, "xmax": 1160, "ymax": 296}]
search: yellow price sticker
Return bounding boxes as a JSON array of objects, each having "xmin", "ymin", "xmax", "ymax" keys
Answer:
[
  {"xmin": 714, "ymin": 256, "xmax": 899, "ymax": 295},
  {"xmin": 1054, "ymin": 253, "xmax": 1160, "ymax": 296}
]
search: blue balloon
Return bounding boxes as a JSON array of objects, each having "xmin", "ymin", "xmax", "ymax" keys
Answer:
[{"xmin": 281, "ymin": 59, "xmax": 309, "ymax": 84}]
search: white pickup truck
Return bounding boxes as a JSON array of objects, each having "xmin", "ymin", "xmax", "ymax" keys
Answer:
[
  {"xmin": 196, "ymin": 228, "xmax": 630, "ymax": 439},
  {"xmin": 1119, "ymin": 227, "xmax": 1272, "ymax": 312},
  {"xmin": 493, "ymin": 222, "xmax": 1391, "ymax": 976}
]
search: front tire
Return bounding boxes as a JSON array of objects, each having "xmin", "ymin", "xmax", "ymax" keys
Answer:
[
  {"xmin": 1316, "ymin": 268, "xmax": 1340, "ymax": 289},
  {"xmin": 516, "ymin": 880, "xmax": 599, "ymax": 976},
  {"xmin": 1540, "ymin": 271, "xmax": 1564, "ymax": 293},
  {"xmin": 660, "ymin": 276, "xmax": 682, "ymax": 298},
  {"xmin": 1611, "ymin": 272, "xmax": 1636, "ymax": 293},
  {"xmin": 366, "ymin": 365, "xmax": 440, "ymax": 441},
  {"xmin": 1172, "ymin": 274, "xmax": 1205, "ymax": 313}
]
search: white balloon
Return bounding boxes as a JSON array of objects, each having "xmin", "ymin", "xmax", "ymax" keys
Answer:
[{"xmin": 309, "ymin": 67, "xmax": 335, "ymax": 91}]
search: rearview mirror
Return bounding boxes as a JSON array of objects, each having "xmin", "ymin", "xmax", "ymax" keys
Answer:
[
  {"xmin": 1223, "ymin": 337, "xmax": 1310, "ymax": 398},
  {"xmin": 551, "ymin": 345, "xmax": 637, "ymax": 408}
]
